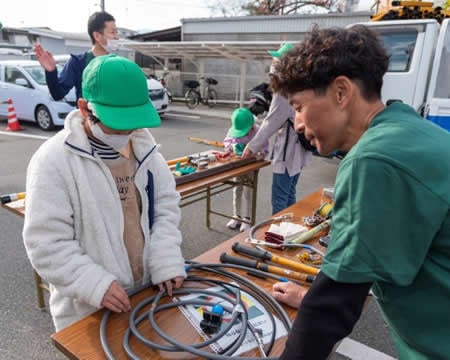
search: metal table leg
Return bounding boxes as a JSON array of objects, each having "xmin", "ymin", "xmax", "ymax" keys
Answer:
[
  {"xmin": 250, "ymin": 170, "xmax": 260, "ymax": 226},
  {"xmin": 33, "ymin": 270, "xmax": 46, "ymax": 310},
  {"xmin": 206, "ymin": 187, "xmax": 211, "ymax": 228}
]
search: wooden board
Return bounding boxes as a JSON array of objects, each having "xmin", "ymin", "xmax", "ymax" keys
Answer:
[{"xmin": 171, "ymin": 152, "xmax": 263, "ymax": 186}]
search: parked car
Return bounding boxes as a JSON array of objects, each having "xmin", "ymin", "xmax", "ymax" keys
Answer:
[
  {"xmin": 0, "ymin": 60, "xmax": 76, "ymax": 130},
  {"xmin": 147, "ymin": 76, "xmax": 169, "ymax": 115},
  {"xmin": 56, "ymin": 55, "xmax": 169, "ymax": 115}
]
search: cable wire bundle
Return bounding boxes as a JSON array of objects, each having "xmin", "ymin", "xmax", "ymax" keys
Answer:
[{"xmin": 100, "ymin": 262, "xmax": 292, "ymax": 359}]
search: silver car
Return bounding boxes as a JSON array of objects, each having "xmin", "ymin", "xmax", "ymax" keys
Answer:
[{"xmin": 0, "ymin": 60, "xmax": 76, "ymax": 131}]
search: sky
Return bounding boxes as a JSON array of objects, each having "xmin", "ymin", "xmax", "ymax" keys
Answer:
[
  {"xmin": 4, "ymin": 0, "xmax": 375, "ymax": 34},
  {"xmin": 4, "ymin": 0, "xmax": 213, "ymax": 33}
]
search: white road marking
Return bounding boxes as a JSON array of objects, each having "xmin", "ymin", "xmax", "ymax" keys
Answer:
[
  {"xmin": 0, "ymin": 131, "xmax": 50, "ymax": 140},
  {"xmin": 336, "ymin": 338, "xmax": 397, "ymax": 360},
  {"xmin": 165, "ymin": 112, "xmax": 200, "ymax": 119}
]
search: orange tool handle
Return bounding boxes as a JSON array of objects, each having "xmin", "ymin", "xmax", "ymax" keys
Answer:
[
  {"xmin": 166, "ymin": 156, "xmax": 190, "ymax": 166},
  {"xmin": 220, "ymin": 253, "xmax": 315, "ymax": 283},
  {"xmin": 231, "ymin": 242, "xmax": 319, "ymax": 276},
  {"xmin": 188, "ymin": 137, "xmax": 224, "ymax": 148},
  {"xmin": 264, "ymin": 264, "xmax": 314, "ymax": 283},
  {"xmin": 270, "ymin": 254, "xmax": 319, "ymax": 276}
]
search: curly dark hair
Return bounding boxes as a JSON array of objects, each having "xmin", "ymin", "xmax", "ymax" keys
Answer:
[{"xmin": 272, "ymin": 25, "xmax": 389, "ymax": 101}]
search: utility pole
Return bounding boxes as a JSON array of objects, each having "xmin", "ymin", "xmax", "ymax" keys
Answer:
[{"xmin": 100, "ymin": 0, "xmax": 105, "ymax": 11}]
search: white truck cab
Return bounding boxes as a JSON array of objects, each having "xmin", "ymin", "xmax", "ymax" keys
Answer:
[{"xmin": 361, "ymin": 18, "xmax": 450, "ymax": 131}]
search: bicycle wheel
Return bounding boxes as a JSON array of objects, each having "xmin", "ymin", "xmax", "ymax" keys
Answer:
[
  {"xmin": 185, "ymin": 89, "xmax": 200, "ymax": 109},
  {"xmin": 206, "ymin": 88, "xmax": 218, "ymax": 108}
]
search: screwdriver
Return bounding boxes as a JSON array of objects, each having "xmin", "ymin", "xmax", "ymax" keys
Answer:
[{"xmin": 1, "ymin": 192, "xmax": 26, "ymax": 204}]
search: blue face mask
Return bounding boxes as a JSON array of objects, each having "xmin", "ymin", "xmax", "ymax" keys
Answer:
[{"xmin": 90, "ymin": 122, "xmax": 132, "ymax": 152}]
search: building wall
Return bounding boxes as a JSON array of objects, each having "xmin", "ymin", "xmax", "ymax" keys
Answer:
[
  {"xmin": 178, "ymin": 12, "xmax": 373, "ymax": 102},
  {"xmin": 182, "ymin": 12, "xmax": 372, "ymax": 37},
  {"xmin": 38, "ymin": 37, "xmax": 68, "ymax": 55}
]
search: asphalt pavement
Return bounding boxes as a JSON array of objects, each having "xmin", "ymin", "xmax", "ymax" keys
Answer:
[{"xmin": 0, "ymin": 103, "xmax": 397, "ymax": 359}]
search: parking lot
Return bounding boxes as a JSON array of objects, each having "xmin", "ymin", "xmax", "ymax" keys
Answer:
[{"xmin": 0, "ymin": 104, "xmax": 396, "ymax": 359}]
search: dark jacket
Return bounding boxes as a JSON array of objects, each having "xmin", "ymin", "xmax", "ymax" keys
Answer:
[{"xmin": 45, "ymin": 52, "xmax": 94, "ymax": 102}]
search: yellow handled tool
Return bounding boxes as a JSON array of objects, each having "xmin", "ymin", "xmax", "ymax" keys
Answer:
[
  {"xmin": 1, "ymin": 192, "xmax": 26, "ymax": 204},
  {"xmin": 166, "ymin": 156, "xmax": 191, "ymax": 166},
  {"xmin": 291, "ymin": 219, "xmax": 331, "ymax": 244},
  {"xmin": 220, "ymin": 253, "xmax": 315, "ymax": 283},
  {"xmin": 232, "ymin": 242, "xmax": 319, "ymax": 276},
  {"xmin": 188, "ymin": 137, "xmax": 224, "ymax": 148}
]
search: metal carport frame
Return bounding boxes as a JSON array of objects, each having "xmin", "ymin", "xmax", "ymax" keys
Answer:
[{"xmin": 121, "ymin": 40, "xmax": 290, "ymax": 106}]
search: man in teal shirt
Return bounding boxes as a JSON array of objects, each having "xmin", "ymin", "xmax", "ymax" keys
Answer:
[{"xmin": 271, "ymin": 25, "xmax": 450, "ymax": 359}]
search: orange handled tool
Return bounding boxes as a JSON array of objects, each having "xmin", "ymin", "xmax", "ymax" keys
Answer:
[
  {"xmin": 188, "ymin": 137, "xmax": 224, "ymax": 148},
  {"xmin": 220, "ymin": 253, "xmax": 315, "ymax": 283},
  {"xmin": 166, "ymin": 156, "xmax": 191, "ymax": 166},
  {"xmin": 1, "ymin": 192, "xmax": 26, "ymax": 204},
  {"xmin": 232, "ymin": 242, "xmax": 319, "ymax": 276}
]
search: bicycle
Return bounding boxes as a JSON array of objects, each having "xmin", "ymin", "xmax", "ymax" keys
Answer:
[{"xmin": 183, "ymin": 77, "xmax": 218, "ymax": 109}]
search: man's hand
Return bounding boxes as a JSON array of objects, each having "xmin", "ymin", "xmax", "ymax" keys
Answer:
[
  {"xmin": 34, "ymin": 44, "xmax": 56, "ymax": 72},
  {"xmin": 157, "ymin": 276, "xmax": 184, "ymax": 296},
  {"xmin": 241, "ymin": 145, "xmax": 254, "ymax": 159},
  {"xmin": 271, "ymin": 281, "xmax": 307, "ymax": 308},
  {"xmin": 101, "ymin": 281, "xmax": 131, "ymax": 313}
]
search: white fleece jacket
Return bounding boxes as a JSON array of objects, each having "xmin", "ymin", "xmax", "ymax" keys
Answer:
[{"xmin": 23, "ymin": 110, "xmax": 186, "ymax": 331}]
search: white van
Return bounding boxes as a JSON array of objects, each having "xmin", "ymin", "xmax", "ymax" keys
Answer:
[
  {"xmin": 0, "ymin": 60, "xmax": 76, "ymax": 130},
  {"xmin": 357, "ymin": 17, "xmax": 450, "ymax": 132}
]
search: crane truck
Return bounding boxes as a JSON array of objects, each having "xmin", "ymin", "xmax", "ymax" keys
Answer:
[{"xmin": 359, "ymin": 1, "xmax": 450, "ymax": 131}]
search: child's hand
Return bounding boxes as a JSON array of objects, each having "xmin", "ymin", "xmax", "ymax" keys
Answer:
[
  {"xmin": 157, "ymin": 276, "xmax": 184, "ymax": 296},
  {"xmin": 102, "ymin": 280, "xmax": 131, "ymax": 312}
]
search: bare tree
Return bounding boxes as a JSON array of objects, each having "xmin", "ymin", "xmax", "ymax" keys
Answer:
[
  {"xmin": 208, "ymin": 0, "xmax": 347, "ymax": 16},
  {"xmin": 207, "ymin": 0, "xmax": 249, "ymax": 16}
]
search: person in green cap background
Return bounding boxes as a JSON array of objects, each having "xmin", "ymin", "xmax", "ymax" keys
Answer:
[
  {"xmin": 242, "ymin": 42, "xmax": 313, "ymax": 215},
  {"xmin": 23, "ymin": 54, "xmax": 186, "ymax": 331},
  {"xmin": 223, "ymin": 107, "xmax": 268, "ymax": 231}
]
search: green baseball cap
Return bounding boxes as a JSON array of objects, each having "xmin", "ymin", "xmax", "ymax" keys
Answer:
[
  {"xmin": 267, "ymin": 42, "xmax": 294, "ymax": 58},
  {"xmin": 82, "ymin": 54, "xmax": 160, "ymax": 130},
  {"xmin": 229, "ymin": 107, "xmax": 254, "ymax": 138}
]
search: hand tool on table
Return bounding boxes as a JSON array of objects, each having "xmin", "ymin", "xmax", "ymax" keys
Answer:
[
  {"xmin": 1, "ymin": 192, "xmax": 26, "ymax": 204},
  {"xmin": 173, "ymin": 162, "xmax": 197, "ymax": 176},
  {"xmin": 290, "ymin": 219, "xmax": 331, "ymax": 244},
  {"xmin": 220, "ymin": 253, "xmax": 315, "ymax": 283},
  {"xmin": 188, "ymin": 137, "xmax": 224, "ymax": 148},
  {"xmin": 167, "ymin": 153, "xmax": 212, "ymax": 167},
  {"xmin": 303, "ymin": 202, "xmax": 333, "ymax": 226},
  {"xmin": 167, "ymin": 156, "xmax": 191, "ymax": 167},
  {"xmin": 244, "ymin": 238, "xmax": 325, "ymax": 256},
  {"xmin": 232, "ymin": 242, "xmax": 319, "ymax": 276}
]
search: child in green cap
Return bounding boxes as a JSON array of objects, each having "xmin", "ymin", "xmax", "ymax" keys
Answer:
[
  {"xmin": 223, "ymin": 107, "xmax": 268, "ymax": 231},
  {"xmin": 23, "ymin": 55, "xmax": 186, "ymax": 331}
]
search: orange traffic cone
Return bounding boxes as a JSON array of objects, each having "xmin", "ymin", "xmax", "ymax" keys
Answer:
[{"xmin": 6, "ymin": 98, "xmax": 23, "ymax": 131}]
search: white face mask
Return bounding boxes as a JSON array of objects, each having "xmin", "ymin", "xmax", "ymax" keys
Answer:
[
  {"xmin": 269, "ymin": 64, "xmax": 278, "ymax": 75},
  {"xmin": 103, "ymin": 39, "xmax": 120, "ymax": 53},
  {"xmin": 90, "ymin": 122, "xmax": 132, "ymax": 152}
]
